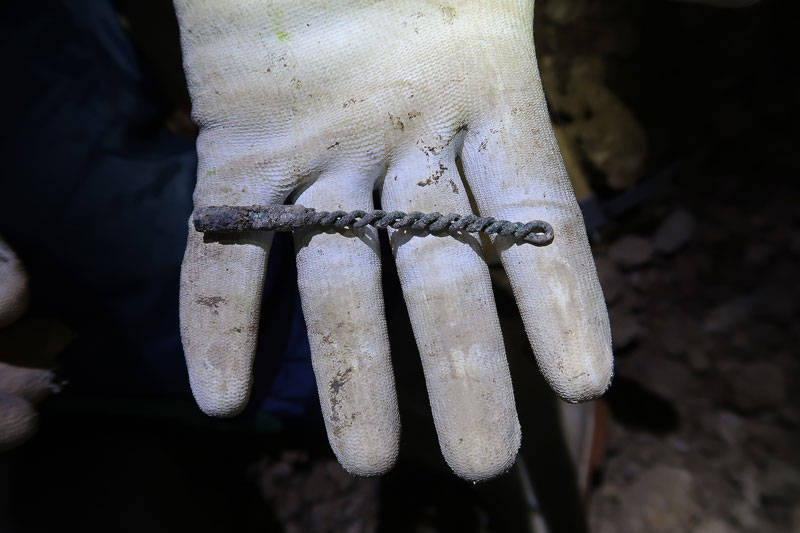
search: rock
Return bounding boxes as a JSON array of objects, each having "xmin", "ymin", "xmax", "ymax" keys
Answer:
[
  {"xmin": 595, "ymin": 257, "xmax": 625, "ymax": 304},
  {"xmin": 696, "ymin": 518, "xmax": 733, "ymax": 533},
  {"xmin": 252, "ymin": 454, "xmax": 379, "ymax": 532},
  {"xmin": 673, "ymin": 0, "xmax": 762, "ymax": 8},
  {"xmin": 747, "ymin": 420, "xmax": 796, "ymax": 458},
  {"xmin": 729, "ymin": 322, "xmax": 782, "ymax": 355},
  {"xmin": 669, "ymin": 437, "xmax": 690, "ymax": 453},
  {"xmin": 731, "ymin": 501, "xmax": 760, "ymax": 530},
  {"xmin": 714, "ymin": 411, "xmax": 746, "ymax": 446},
  {"xmin": 793, "ymin": 504, "xmax": 800, "ymax": 533},
  {"xmin": 723, "ymin": 362, "xmax": 787, "ymax": 413},
  {"xmin": 754, "ymin": 286, "xmax": 797, "ymax": 324},
  {"xmin": 542, "ymin": 55, "xmax": 649, "ymax": 191},
  {"xmin": 686, "ymin": 345, "xmax": 711, "ymax": 372},
  {"xmin": 617, "ymin": 291, "xmax": 645, "ymax": 313},
  {"xmin": 541, "ymin": 0, "xmax": 585, "ymax": 25},
  {"xmin": 609, "ymin": 308, "xmax": 642, "ymax": 350},
  {"xmin": 790, "ymin": 231, "xmax": 800, "ymax": 255},
  {"xmin": 617, "ymin": 354, "xmax": 691, "ymax": 401},
  {"xmin": 703, "ymin": 296, "xmax": 753, "ymax": 334},
  {"xmin": 324, "ymin": 459, "xmax": 356, "ymax": 492},
  {"xmin": 780, "ymin": 405, "xmax": 800, "ymax": 428},
  {"xmin": 608, "ymin": 235, "xmax": 654, "ymax": 269},
  {"xmin": 627, "ymin": 268, "xmax": 661, "ymax": 291},
  {"xmin": 654, "ymin": 209, "xmax": 696, "ymax": 253},
  {"xmin": 613, "ymin": 466, "xmax": 698, "ymax": 533},
  {"xmin": 656, "ymin": 315, "xmax": 701, "ymax": 358},
  {"xmin": 744, "ymin": 243, "xmax": 774, "ymax": 266},
  {"xmin": 760, "ymin": 458, "xmax": 800, "ymax": 501}
]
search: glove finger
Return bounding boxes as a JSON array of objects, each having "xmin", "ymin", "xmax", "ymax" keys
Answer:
[
  {"xmin": 0, "ymin": 235, "xmax": 29, "ymax": 328},
  {"xmin": 0, "ymin": 362, "xmax": 54, "ymax": 404},
  {"xmin": 0, "ymin": 392, "xmax": 37, "ymax": 451},
  {"xmin": 460, "ymin": 90, "xmax": 613, "ymax": 403},
  {"xmin": 293, "ymin": 171, "xmax": 399, "ymax": 476},
  {"xmin": 181, "ymin": 221, "xmax": 271, "ymax": 417},
  {"xmin": 179, "ymin": 132, "xmax": 288, "ymax": 417},
  {"xmin": 382, "ymin": 146, "xmax": 520, "ymax": 482}
]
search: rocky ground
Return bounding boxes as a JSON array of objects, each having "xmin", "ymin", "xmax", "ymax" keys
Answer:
[
  {"xmin": 243, "ymin": 1, "xmax": 800, "ymax": 531},
  {"xmin": 588, "ymin": 173, "xmax": 800, "ymax": 533},
  {"xmin": 245, "ymin": 0, "xmax": 800, "ymax": 527},
  {"xmin": 241, "ymin": 171, "xmax": 800, "ymax": 533},
  {"xmin": 4, "ymin": 1, "xmax": 797, "ymax": 532}
]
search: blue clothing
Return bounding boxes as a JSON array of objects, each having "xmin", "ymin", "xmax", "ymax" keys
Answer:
[{"xmin": 0, "ymin": 0, "xmax": 319, "ymax": 424}]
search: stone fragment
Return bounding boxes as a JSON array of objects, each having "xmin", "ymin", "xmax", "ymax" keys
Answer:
[
  {"xmin": 696, "ymin": 518, "xmax": 732, "ymax": 533},
  {"xmin": 686, "ymin": 345, "xmax": 711, "ymax": 372},
  {"xmin": 656, "ymin": 314, "xmax": 701, "ymax": 358},
  {"xmin": 793, "ymin": 504, "xmax": 800, "ymax": 533},
  {"xmin": 617, "ymin": 354, "xmax": 691, "ymax": 401},
  {"xmin": 790, "ymin": 231, "xmax": 800, "ymax": 255},
  {"xmin": 611, "ymin": 466, "xmax": 697, "ymax": 533},
  {"xmin": 723, "ymin": 362, "xmax": 787, "ymax": 413},
  {"xmin": 760, "ymin": 458, "xmax": 800, "ymax": 501},
  {"xmin": 672, "ymin": 0, "xmax": 762, "ymax": 9},
  {"xmin": 542, "ymin": 55, "xmax": 648, "ymax": 191},
  {"xmin": 730, "ymin": 322, "xmax": 782, "ymax": 354},
  {"xmin": 609, "ymin": 308, "xmax": 641, "ymax": 350},
  {"xmin": 744, "ymin": 243, "xmax": 774, "ymax": 265},
  {"xmin": 754, "ymin": 286, "xmax": 797, "ymax": 324},
  {"xmin": 617, "ymin": 291, "xmax": 644, "ymax": 313},
  {"xmin": 252, "ymin": 453, "xmax": 379, "ymax": 532},
  {"xmin": 703, "ymin": 296, "xmax": 753, "ymax": 334},
  {"xmin": 595, "ymin": 257, "xmax": 625, "ymax": 304},
  {"xmin": 627, "ymin": 268, "xmax": 661, "ymax": 291},
  {"xmin": 731, "ymin": 500, "xmax": 760, "ymax": 530},
  {"xmin": 654, "ymin": 209, "xmax": 696, "ymax": 253},
  {"xmin": 608, "ymin": 235, "xmax": 654, "ymax": 269},
  {"xmin": 780, "ymin": 405, "xmax": 800, "ymax": 427},
  {"xmin": 714, "ymin": 410, "xmax": 746, "ymax": 446}
]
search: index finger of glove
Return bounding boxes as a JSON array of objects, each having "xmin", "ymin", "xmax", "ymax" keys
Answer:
[
  {"xmin": 179, "ymin": 132, "xmax": 288, "ymax": 417},
  {"xmin": 180, "ymin": 223, "xmax": 269, "ymax": 417},
  {"xmin": 382, "ymin": 148, "xmax": 520, "ymax": 482}
]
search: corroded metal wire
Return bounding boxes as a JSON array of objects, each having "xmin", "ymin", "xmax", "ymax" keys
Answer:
[{"xmin": 194, "ymin": 205, "xmax": 554, "ymax": 246}]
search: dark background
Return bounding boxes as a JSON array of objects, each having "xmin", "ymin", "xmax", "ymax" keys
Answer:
[{"xmin": 1, "ymin": 0, "xmax": 798, "ymax": 532}]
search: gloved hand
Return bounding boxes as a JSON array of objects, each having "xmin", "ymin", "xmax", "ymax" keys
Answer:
[
  {"xmin": 175, "ymin": 0, "xmax": 612, "ymax": 481},
  {"xmin": 0, "ymin": 236, "xmax": 55, "ymax": 451}
]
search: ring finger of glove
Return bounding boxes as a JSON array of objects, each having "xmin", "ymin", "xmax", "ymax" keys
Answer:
[{"xmin": 382, "ymin": 146, "xmax": 520, "ymax": 482}]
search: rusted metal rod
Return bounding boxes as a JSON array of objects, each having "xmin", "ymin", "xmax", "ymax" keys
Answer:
[{"xmin": 194, "ymin": 205, "xmax": 555, "ymax": 246}]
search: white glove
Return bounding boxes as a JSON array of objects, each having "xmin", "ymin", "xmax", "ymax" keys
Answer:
[
  {"xmin": 175, "ymin": 0, "xmax": 612, "ymax": 481},
  {"xmin": 0, "ymin": 236, "xmax": 28, "ymax": 329},
  {"xmin": 0, "ymin": 236, "xmax": 55, "ymax": 451}
]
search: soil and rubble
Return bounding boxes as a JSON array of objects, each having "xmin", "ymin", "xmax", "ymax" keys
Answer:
[
  {"xmin": 3, "ymin": 0, "xmax": 797, "ymax": 532},
  {"xmin": 589, "ymin": 176, "xmax": 800, "ymax": 533}
]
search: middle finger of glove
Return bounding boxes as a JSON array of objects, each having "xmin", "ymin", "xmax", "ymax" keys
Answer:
[{"xmin": 293, "ymin": 169, "xmax": 400, "ymax": 477}]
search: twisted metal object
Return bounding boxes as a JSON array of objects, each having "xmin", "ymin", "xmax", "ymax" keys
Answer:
[{"xmin": 194, "ymin": 205, "xmax": 554, "ymax": 246}]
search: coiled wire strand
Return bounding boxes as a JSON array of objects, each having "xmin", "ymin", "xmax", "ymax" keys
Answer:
[{"xmin": 194, "ymin": 205, "xmax": 554, "ymax": 246}]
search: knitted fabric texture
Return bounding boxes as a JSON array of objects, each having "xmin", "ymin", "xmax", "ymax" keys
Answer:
[{"xmin": 175, "ymin": 0, "xmax": 613, "ymax": 481}]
